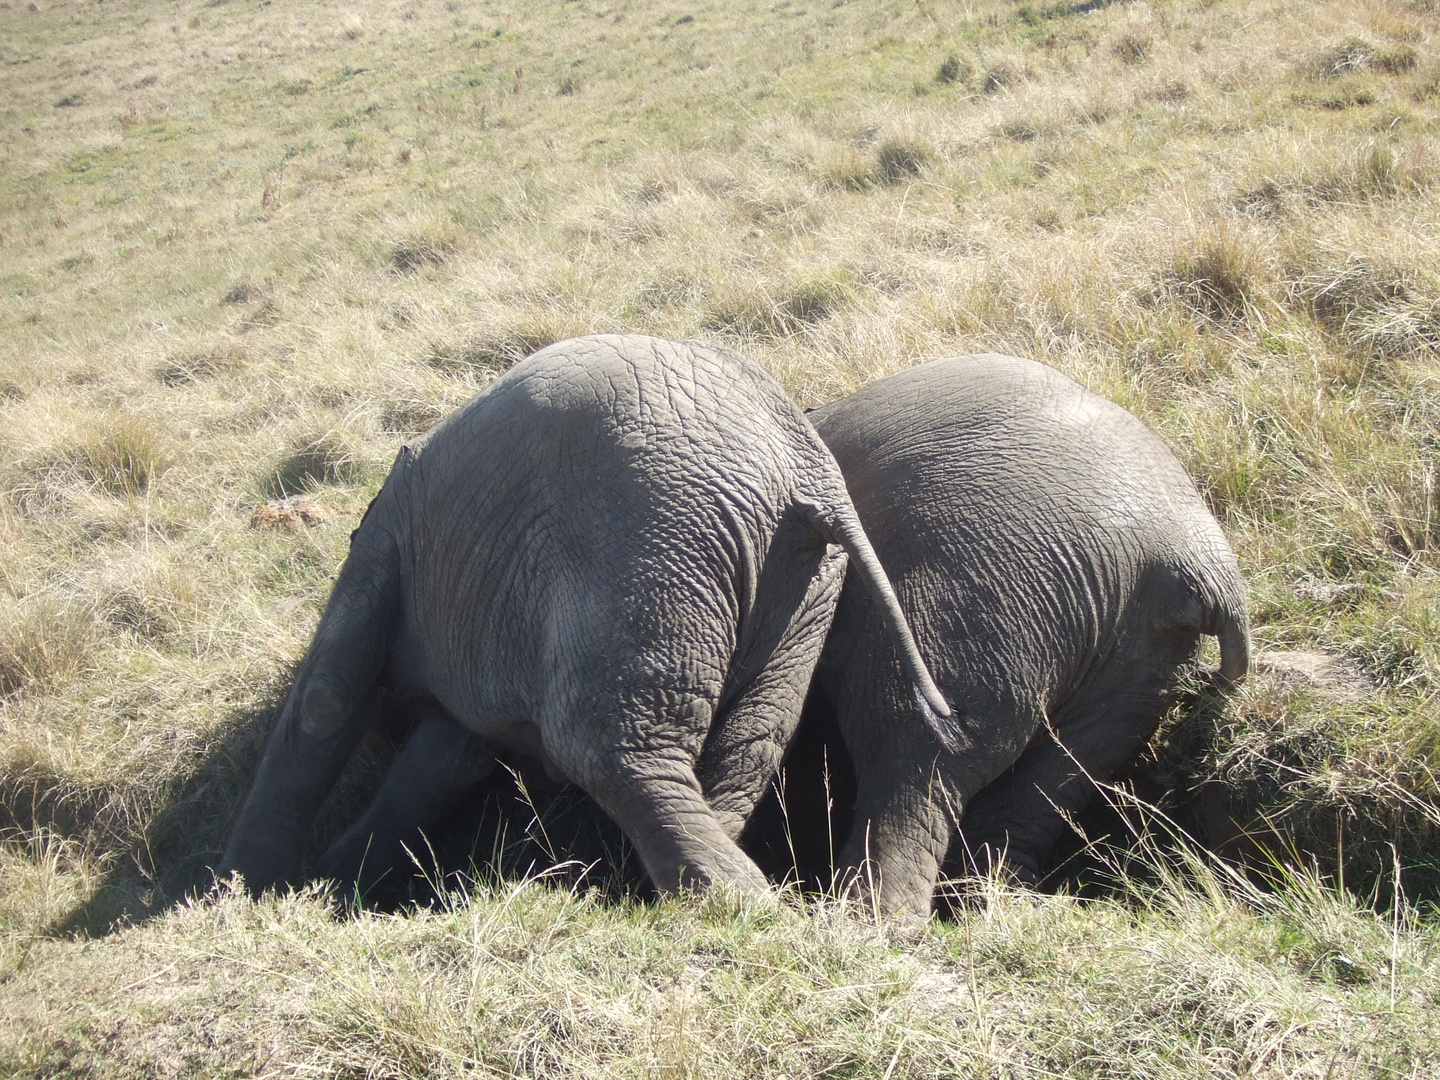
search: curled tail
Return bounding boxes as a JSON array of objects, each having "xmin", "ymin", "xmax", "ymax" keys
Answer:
[
  {"xmin": 796, "ymin": 499, "xmax": 960, "ymax": 753},
  {"xmin": 1204, "ymin": 576, "xmax": 1250, "ymax": 689}
]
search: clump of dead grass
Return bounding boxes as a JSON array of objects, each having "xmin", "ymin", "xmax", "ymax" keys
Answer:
[
  {"xmin": 1290, "ymin": 252, "xmax": 1440, "ymax": 359},
  {"xmin": 154, "ymin": 345, "xmax": 248, "ymax": 386},
  {"xmin": 390, "ymin": 231, "xmax": 456, "ymax": 273},
  {"xmin": 706, "ymin": 270, "xmax": 857, "ymax": 338},
  {"xmin": 0, "ymin": 599, "xmax": 94, "ymax": 697},
  {"xmin": 1156, "ymin": 225, "xmax": 1274, "ymax": 323},
  {"xmin": 982, "ymin": 58, "xmax": 1023, "ymax": 93},
  {"xmin": 936, "ymin": 54, "xmax": 969, "ymax": 85},
  {"xmin": 220, "ymin": 280, "xmax": 266, "ymax": 306},
  {"xmin": 874, "ymin": 137, "xmax": 930, "ymax": 184},
  {"xmin": 422, "ymin": 316, "xmax": 582, "ymax": 375},
  {"xmin": 1112, "ymin": 30, "xmax": 1153, "ymax": 66},
  {"xmin": 1305, "ymin": 38, "xmax": 1419, "ymax": 81},
  {"xmin": 8, "ymin": 414, "xmax": 171, "ymax": 511},
  {"xmin": 266, "ymin": 428, "xmax": 374, "ymax": 497},
  {"xmin": 1288, "ymin": 144, "xmax": 1437, "ymax": 206}
]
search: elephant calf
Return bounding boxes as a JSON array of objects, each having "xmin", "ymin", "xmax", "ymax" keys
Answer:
[
  {"xmin": 808, "ymin": 353, "xmax": 1248, "ymax": 921},
  {"xmin": 219, "ymin": 335, "xmax": 949, "ymax": 899}
]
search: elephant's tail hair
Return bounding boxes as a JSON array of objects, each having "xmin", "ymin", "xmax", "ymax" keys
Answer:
[{"xmin": 796, "ymin": 499, "xmax": 961, "ymax": 752}]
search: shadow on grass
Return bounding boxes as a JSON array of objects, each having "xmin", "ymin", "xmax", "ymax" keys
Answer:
[
  {"xmin": 0, "ymin": 689, "xmax": 283, "ymax": 938},
  {"xmin": 0, "ymin": 683, "xmax": 649, "ymax": 938},
  {"xmin": 13, "ymin": 673, "xmax": 1434, "ymax": 939}
]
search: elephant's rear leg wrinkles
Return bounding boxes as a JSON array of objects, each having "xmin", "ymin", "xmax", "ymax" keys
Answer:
[
  {"xmin": 838, "ymin": 769, "xmax": 957, "ymax": 923},
  {"xmin": 546, "ymin": 689, "xmax": 770, "ymax": 896},
  {"xmin": 219, "ymin": 529, "xmax": 401, "ymax": 895},
  {"xmin": 696, "ymin": 548, "xmax": 846, "ymax": 843}
]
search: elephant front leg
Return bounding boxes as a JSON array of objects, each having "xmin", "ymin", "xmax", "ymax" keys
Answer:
[
  {"xmin": 219, "ymin": 528, "xmax": 402, "ymax": 895},
  {"xmin": 317, "ymin": 706, "xmax": 498, "ymax": 902},
  {"xmin": 957, "ymin": 680, "xmax": 1176, "ymax": 885}
]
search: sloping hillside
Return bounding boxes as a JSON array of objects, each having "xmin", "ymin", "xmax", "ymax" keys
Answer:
[{"xmin": 2, "ymin": 0, "xmax": 1438, "ymax": 1074}]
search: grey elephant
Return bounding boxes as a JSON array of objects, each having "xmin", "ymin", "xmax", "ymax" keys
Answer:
[
  {"xmin": 219, "ymin": 335, "xmax": 949, "ymax": 898},
  {"xmin": 806, "ymin": 353, "xmax": 1248, "ymax": 921}
]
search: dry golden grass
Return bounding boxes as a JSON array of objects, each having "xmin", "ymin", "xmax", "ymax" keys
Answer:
[
  {"xmin": 2, "ymin": 0, "xmax": 1439, "ymax": 1072},
  {"xmin": 4, "ymin": 868, "xmax": 1440, "ymax": 1079}
]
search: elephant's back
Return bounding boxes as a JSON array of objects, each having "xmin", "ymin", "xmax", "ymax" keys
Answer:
[
  {"xmin": 419, "ymin": 335, "xmax": 818, "ymax": 494},
  {"xmin": 811, "ymin": 354, "xmax": 1220, "ymax": 568}
]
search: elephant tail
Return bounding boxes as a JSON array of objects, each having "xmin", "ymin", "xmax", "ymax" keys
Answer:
[
  {"xmin": 1202, "ymin": 570, "xmax": 1250, "ymax": 689},
  {"xmin": 796, "ymin": 499, "xmax": 960, "ymax": 752}
]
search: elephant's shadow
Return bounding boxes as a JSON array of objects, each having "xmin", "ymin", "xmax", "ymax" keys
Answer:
[{"xmin": 26, "ymin": 682, "xmax": 649, "ymax": 939}]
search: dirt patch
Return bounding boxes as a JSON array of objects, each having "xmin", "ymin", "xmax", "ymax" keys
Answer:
[
  {"xmin": 1254, "ymin": 648, "xmax": 1375, "ymax": 701},
  {"xmin": 249, "ymin": 498, "xmax": 333, "ymax": 531}
]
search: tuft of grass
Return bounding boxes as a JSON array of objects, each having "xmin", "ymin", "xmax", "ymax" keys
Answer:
[
  {"xmin": 981, "ymin": 57, "xmax": 1022, "ymax": 93},
  {"xmin": 266, "ymin": 430, "xmax": 372, "ymax": 497},
  {"xmin": 389, "ymin": 231, "xmax": 455, "ymax": 273},
  {"xmin": 1307, "ymin": 38, "xmax": 1419, "ymax": 80},
  {"xmin": 1291, "ymin": 253, "xmax": 1440, "ymax": 359},
  {"xmin": 1301, "ymin": 143, "xmax": 1436, "ymax": 204},
  {"xmin": 936, "ymin": 54, "xmax": 968, "ymax": 85},
  {"xmin": 0, "ymin": 600, "xmax": 94, "ymax": 697},
  {"xmin": 1158, "ymin": 226, "xmax": 1271, "ymax": 322},
  {"xmin": 74, "ymin": 416, "xmax": 170, "ymax": 498},
  {"xmin": 10, "ymin": 415, "xmax": 175, "ymax": 509},
  {"xmin": 707, "ymin": 271, "xmax": 856, "ymax": 338},
  {"xmin": 378, "ymin": 397, "xmax": 446, "ymax": 435},
  {"xmin": 154, "ymin": 345, "xmax": 248, "ymax": 386},
  {"xmin": 423, "ymin": 318, "xmax": 579, "ymax": 376},
  {"xmin": 874, "ymin": 138, "xmax": 929, "ymax": 184},
  {"xmin": 220, "ymin": 281, "xmax": 265, "ymax": 306},
  {"xmin": 1112, "ymin": 31, "xmax": 1152, "ymax": 66}
]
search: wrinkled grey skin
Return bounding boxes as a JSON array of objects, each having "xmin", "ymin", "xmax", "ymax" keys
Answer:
[
  {"xmin": 219, "ymin": 335, "xmax": 949, "ymax": 899},
  {"xmin": 810, "ymin": 354, "xmax": 1249, "ymax": 922}
]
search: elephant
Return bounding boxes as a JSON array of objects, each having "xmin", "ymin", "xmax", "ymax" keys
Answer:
[
  {"xmin": 803, "ymin": 353, "xmax": 1248, "ymax": 921},
  {"xmin": 218, "ymin": 334, "xmax": 950, "ymax": 899}
]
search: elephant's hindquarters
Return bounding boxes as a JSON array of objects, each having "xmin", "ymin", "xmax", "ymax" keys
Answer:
[
  {"xmin": 811, "ymin": 352, "xmax": 1247, "ymax": 915},
  {"xmin": 390, "ymin": 338, "xmax": 858, "ymax": 890}
]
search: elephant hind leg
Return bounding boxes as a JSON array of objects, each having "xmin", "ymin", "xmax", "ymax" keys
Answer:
[
  {"xmin": 543, "ymin": 688, "xmax": 769, "ymax": 897},
  {"xmin": 837, "ymin": 768, "xmax": 958, "ymax": 924},
  {"xmin": 317, "ymin": 705, "xmax": 498, "ymax": 904},
  {"xmin": 600, "ymin": 752, "xmax": 770, "ymax": 895},
  {"xmin": 955, "ymin": 682, "xmax": 1176, "ymax": 885},
  {"xmin": 697, "ymin": 545, "xmax": 846, "ymax": 843},
  {"xmin": 219, "ymin": 527, "xmax": 403, "ymax": 895}
]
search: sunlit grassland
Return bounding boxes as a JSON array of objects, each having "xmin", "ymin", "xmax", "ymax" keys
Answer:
[{"xmin": 2, "ymin": 0, "xmax": 1439, "ymax": 1073}]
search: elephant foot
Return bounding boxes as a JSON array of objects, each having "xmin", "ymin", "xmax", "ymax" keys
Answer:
[{"xmin": 833, "ymin": 858, "xmax": 935, "ymax": 927}]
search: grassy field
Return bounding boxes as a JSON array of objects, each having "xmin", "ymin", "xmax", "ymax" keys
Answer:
[{"xmin": 2, "ymin": 0, "xmax": 1439, "ymax": 1073}]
